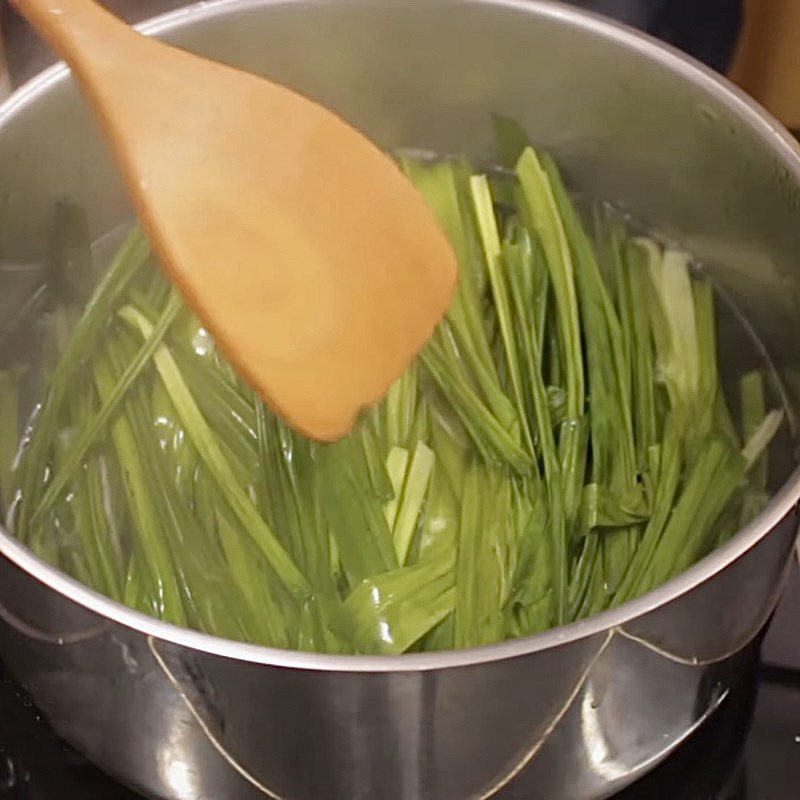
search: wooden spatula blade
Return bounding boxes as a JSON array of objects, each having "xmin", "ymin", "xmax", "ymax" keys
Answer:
[{"xmin": 125, "ymin": 50, "xmax": 457, "ymax": 438}]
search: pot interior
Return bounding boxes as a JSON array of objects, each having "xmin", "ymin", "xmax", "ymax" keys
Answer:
[{"xmin": 0, "ymin": 0, "xmax": 798, "ymax": 648}]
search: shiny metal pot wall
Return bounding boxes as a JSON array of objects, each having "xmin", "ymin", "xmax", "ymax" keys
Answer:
[{"xmin": 0, "ymin": 2, "xmax": 799, "ymax": 799}]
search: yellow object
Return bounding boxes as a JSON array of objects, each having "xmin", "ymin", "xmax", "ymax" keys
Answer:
[
  {"xmin": 730, "ymin": 0, "xmax": 800, "ymax": 128},
  {"xmin": 12, "ymin": 0, "xmax": 458, "ymax": 441}
]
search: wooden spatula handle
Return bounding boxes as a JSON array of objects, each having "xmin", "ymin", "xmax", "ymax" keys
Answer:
[{"xmin": 12, "ymin": 0, "xmax": 127, "ymax": 65}]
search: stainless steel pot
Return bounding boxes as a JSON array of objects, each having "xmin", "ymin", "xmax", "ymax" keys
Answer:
[{"xmin": 0, "ymin": 2, "xmax": 799, "ymax": 799}]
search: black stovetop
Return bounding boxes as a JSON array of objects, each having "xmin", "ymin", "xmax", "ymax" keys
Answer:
[{"xmin": 1, "ymin": 563, "xmax": 798, "ymax": 800}]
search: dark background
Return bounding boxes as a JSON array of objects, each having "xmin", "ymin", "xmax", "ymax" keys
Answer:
[{"xmin": 573, "ymin": 0, "xmax": 743, "ymax": 73}]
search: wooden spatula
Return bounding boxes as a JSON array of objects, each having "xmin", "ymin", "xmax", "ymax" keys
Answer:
[{"xmin": 13, "ymin": 0, "xmax": 457, "ymax": 440}]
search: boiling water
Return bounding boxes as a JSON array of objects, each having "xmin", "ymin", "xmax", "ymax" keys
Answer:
[
  {"xmin": 0, "ymin": 189, "xmax": 795, "ymax": 652},
  {"xmin": 2, "ymin": 207, "xmax": 796, "ymax": 506},
  {"xmin": 3, "ymin": 202, "xmax": 795, "ymax": 482}
]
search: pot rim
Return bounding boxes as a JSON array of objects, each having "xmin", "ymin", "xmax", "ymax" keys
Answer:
[{"xmin": 1, "ymin": 0, "xmax": 798, "ymax": 673}]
